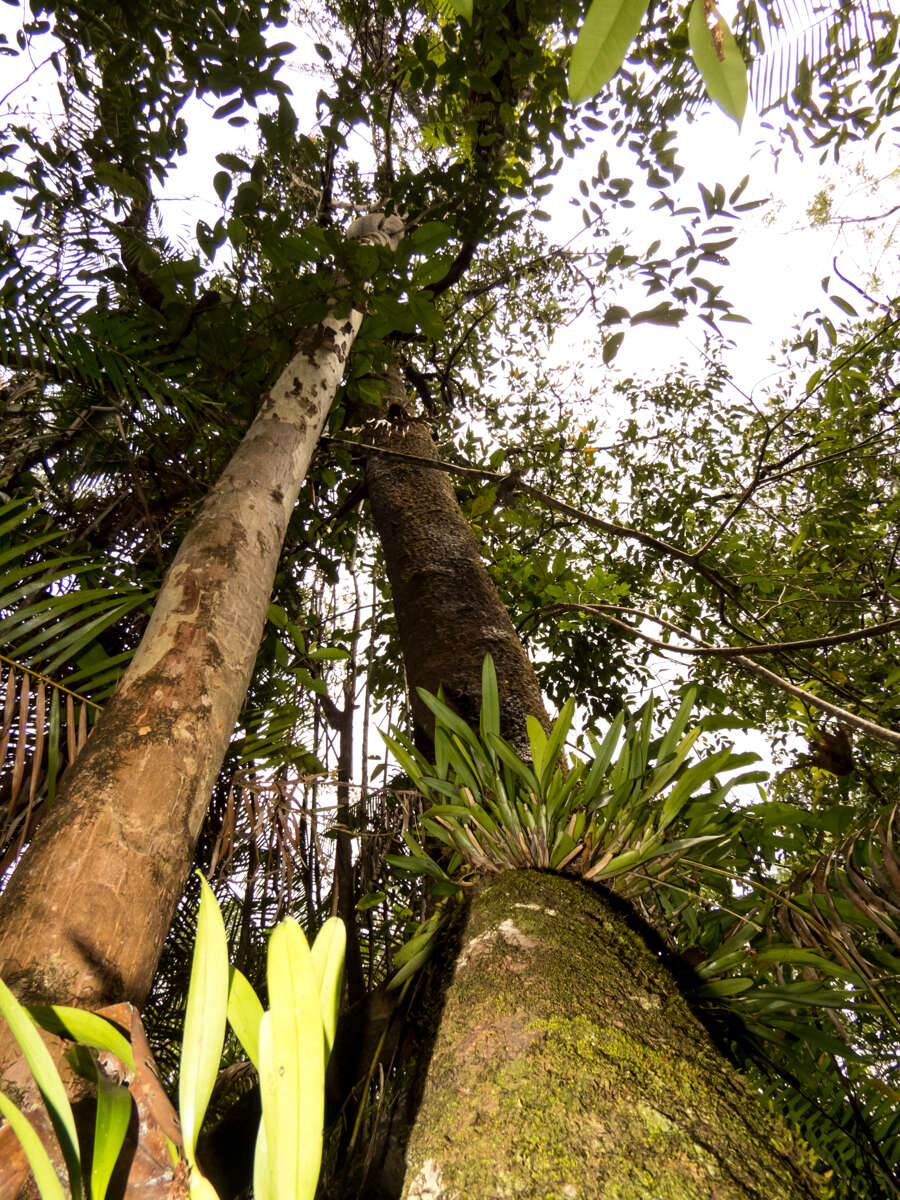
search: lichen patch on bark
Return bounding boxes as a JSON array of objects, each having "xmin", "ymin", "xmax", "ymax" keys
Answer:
[{"xmin": 401, "ymin": 871, "xmax": 826, "ymax": 1200}]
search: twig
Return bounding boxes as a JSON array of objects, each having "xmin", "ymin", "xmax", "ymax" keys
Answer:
[{"xmin": 544, "ymin": 603, "xmax": 900, "ymax": 752}]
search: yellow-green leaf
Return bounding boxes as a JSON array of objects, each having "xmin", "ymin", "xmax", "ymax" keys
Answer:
[
  {"xmin": 260, "ymin": 919, "xmax": 326, "ymax": 1200},
  {"xmin": 227, "ymin": 966, "xmax": 264, "ymax": 1071},
  {"xmin": 310, "ymin": 918, "xmax": 346, "ymax": 1060},
  {"xmin": 190, "ymin": 1170, "xmax": 223, "ymax": 1200},
  {"xmin": 0, "ymin": 1091, "xmax": 67, "ymax": 1200},
  {"xmin": 91, "ymin": 1073, "xmax": 132, "ymax": 1200},
  {"xmin": 253, "ymin": 1101, "xmax": 273, "ymax": 1200},
  {"xmin": 29, "ymin": 1005, "xmax": 135, "ymax": 1072},
  {"xmin": 688, "ymin": 0, "xmax": 748, "ymax": 126},
  {"xmin": 0, "ymin": 978, "xmax": 81, "ymax": 1198},
  {"xmin": 569, "ymin": 0, "xmax": 652, "ymax": 102},
  {"xmin": 179, "ymin": 875, "xmax": 229, "ymax": 1165}
]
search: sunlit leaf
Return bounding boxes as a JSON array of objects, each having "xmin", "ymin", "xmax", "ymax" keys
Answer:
[
  {"xmin": 0, "ymin": 978, "xmax": 81, "ymax": 1198},
  {"xmin": 688, "ymin": 0, "xmax": 748, "ymax": 126},
  {"xmin": 568, "ymin": 0, "xmax": 652, "ymax": 102},
  {"xmin": 91, "ymin": 1072, "xmax": 133, "ymax": 1200},
  {"xmin": 227, "ymin": 966, "xmax": 264, "ymax": 1071},
  {"xmin": 0, "ymin": 1091, "xmax": 67, "ymax": 1200},
  {"xmin": 29, "ymin": 1006, "xmax": 135, "ymax": 1072},
  {"xmin": 311, "ymin": 917, "xmax": 346, "ymax": 1059},
  {"xmin": 179, "ymin": 875, "xmax": 229, "ymax": 1166},
  {"xmin": 260, "ymin": 918, "xmax": 325, "ymax": 1200}
]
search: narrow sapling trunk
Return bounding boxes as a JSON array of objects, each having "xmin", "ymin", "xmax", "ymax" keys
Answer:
[
  {"xmin": 402, "ymin": 870, "xmax": 824, "ymax": 1200},
  {"xmin": 365, "ymin": 383, "xmax": 549, "ymax": 755},
  {"xmin": 0, "ymin": 218, "xmax": 402, "ymax": 1039}
]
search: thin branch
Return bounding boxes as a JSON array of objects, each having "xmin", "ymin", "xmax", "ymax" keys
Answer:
[
  {"xmin": 324, "ymin": 437, "xmax": 737, "ymax": 598},
  {"xmin": 832, "ymin": 256, "xmax": 895, "ymax": 315},
  {"xmin": 829, "ymin": 203, "xmax": 900, "ymax": 225},
  {"xmin": 543, "ymin": 602, "xmax": 900, "ymax": 658},
  {"xmin": 690, "ymin": 425, "xmax": 772, "ymax": 558},
  {"xmin": 424, "ymin": 238, "xmax": 479, "ymax": 300},
  {"xmin": 708, "ymin": 427, "xmax": 893, "ymax": 499},
  {"xmin": 544, "ymin": 602, "xmax": 900, "ymax": 752}
]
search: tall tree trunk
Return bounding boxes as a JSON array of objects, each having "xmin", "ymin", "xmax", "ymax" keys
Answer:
[
  {"xmin": 401, "ymin": 870, "xmax": 824, "ymax": 1200},
  {"xmin": 0, "ymin": 217, "xmax": 402, "ymax": 1032},
  {"xmin": 0, "ymin": 308, "xmax": 366, "ymax": 1200},
  {"xmin": 365, "ymin": 383, "xmax": 549, "ymax": 757},
  {"xmin": 364, "ymin": 410, "xmax": 823, "ymax": 1197},
  {"xmin": 0, "ymin": 309, "xmax": 358, "ymax": 1017}
]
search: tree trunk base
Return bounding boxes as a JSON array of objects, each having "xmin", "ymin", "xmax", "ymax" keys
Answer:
[{"xmin": 400, "ymin": 870, "xmax": 825, "ymax": 1200}]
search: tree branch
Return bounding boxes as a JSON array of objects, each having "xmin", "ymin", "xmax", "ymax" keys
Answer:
[
  {"xmin": 324, "ymin": 437, "xmax": 738, "ymax": 599},
  {"xmin": 542, "ymin": 602, "xmax": 900, "ymax": 752}
]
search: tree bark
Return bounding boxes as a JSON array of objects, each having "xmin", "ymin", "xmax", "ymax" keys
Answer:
[
  {"xmin": 0, "ymin": 216, "xmax": 403, "ymax": 1026},
  {"xmin": 0, "ymin": 306, "xmax": 361, "ymax": 1018},
  {"xmin": 401, "ymin": 870, "xmax": 825, "ymax": 1200},
  {"xmin": 365, "ymin": 388, "xmax": 549, "ymax": 758}
]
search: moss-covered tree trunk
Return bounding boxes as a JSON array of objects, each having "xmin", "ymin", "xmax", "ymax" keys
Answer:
[
  {"xmin": 401, "ymin": 870, "xmax": 824, "ymax": 1200},
  {"xmin": 365, "ymin": 383, "xmax": 549, "ymax": 757}
]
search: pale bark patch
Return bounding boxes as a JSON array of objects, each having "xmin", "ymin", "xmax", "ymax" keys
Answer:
[{"xmin": 406, "ymin": 1157, "xmax": 455, "ymax": 1200}]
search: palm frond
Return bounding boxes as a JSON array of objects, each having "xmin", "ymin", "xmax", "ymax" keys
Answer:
[
  {"xmin": 0, "ymin": 659, "xmax": 96, "ymax": 873},
  {"xmin": 0, "ymin": 258, "xmax": 208, "ymax": 417},
  {"xmin": 0, "ymin": 498, "xmax": 153, "ymax": 678},
  {"xmin": 751, "ymin": 1, "xmax": 886, "ymax": 114}
]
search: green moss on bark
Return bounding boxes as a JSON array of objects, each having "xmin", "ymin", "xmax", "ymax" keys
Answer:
[{"xmin": 401, "ymin": 870, "xmax": 825, "ymax": 1200}]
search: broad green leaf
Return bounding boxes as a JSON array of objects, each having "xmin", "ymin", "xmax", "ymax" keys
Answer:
[
  {"xmin": 179, "ymin": 875, "xmax": 229, "ymax": 1166},
  {"xmin": 311, "ymin": 917, "xmax": 346, "ymax": 1058},
  {"xmin": 227, "ymin": 966, "xmax": 264, "ymax": 1071},
  {"xmin": 753, "ymin": 947, "xmax": 860, "ymax": 983},
  {"xmin": 393, "ymin": 918, "xmax": 440, "ymax": 967},
  {"xmin": 91, "ymin": 1073, "xmax": 132, "ymax": 1200},
  {"xmin": 0, "ymin": 978, "xmax": 81, "ymax": 1198},
  {"xmin": 688, "ymin": 0, "xmax": 748, "ymax": 126},
  {"xmin": 380, "ymin": 731, "xmax": 431, "ymax": 797},
  {"xmin": 602, "ymin": 332, "xmax": 624, "ymax": 363},
  {"xmin": 586, "ymin": 711, "xmax": 625, "ymax": 782},
  {"xmin": 641, "ymin": 727, "xmax": 701, "ymax": 801},
  {"xmin": 444, "ymin": 0, "xmax": 473, "ymax": 20},
  {"xmin": 260, "ymin": 918, "xmax": 325, "ymax": 1200},
  {"xmin": 0, "ymin": 1091, "xmax": 67, "ymax": 1200},
  {"xmin": 433, "ymin": 727, "xmax": 453, "ymax": 782},
  {"xmin": 526, "ymin": 715, "xmax": 548, "ymax": 781},
  {"xmin": 658, "ymin": 746, "xmax": 733, "ymax": 829},
  {"xmin": 539, "ymin": 699, "xmax": 575, "ymax": 790},
  {"xmin": 486, "ymin": 733, "xmax": 541, "ymax": 796},
  {"xmin": 384, "ymin": 845, "xmax": 453, "ymax": 882},
  {"xmin": 569, "ymin": 0, "xmax": 652, "ymax": 102},
  {"xmin": 479, "ymin": 654, "xmax": 500, "ymax": 742},
  {"xmin": 29, "ymin": 1006, "xmax": 135, "ymax": 1072},
  {"xmin": 389, "ymin": 944, "xmax": 434, "ymax": 988},
  {"xmin": 655, "ymin": 688, "xmax": 697, "ymax": 765},
  {"xmin": 700, "ymin": 977, "xmax": 754, "ymax": 997},
  {"xmin": 416, "ymin": 688, "xmax": 481, "ymax": 750}
]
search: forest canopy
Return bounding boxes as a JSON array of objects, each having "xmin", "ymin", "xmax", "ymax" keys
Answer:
[{"xmin": 0, "ymin": 0, "xmax": 899, "ymax": 1197}]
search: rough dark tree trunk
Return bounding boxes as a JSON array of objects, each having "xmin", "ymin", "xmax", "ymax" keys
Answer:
[
  {"xmin": 365, "ymin": 384, "xmax": 549, "ymax": 757},
  {"xmin": 401, "ymin": 870, "xmax": 825, "ymax": 1200}
]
